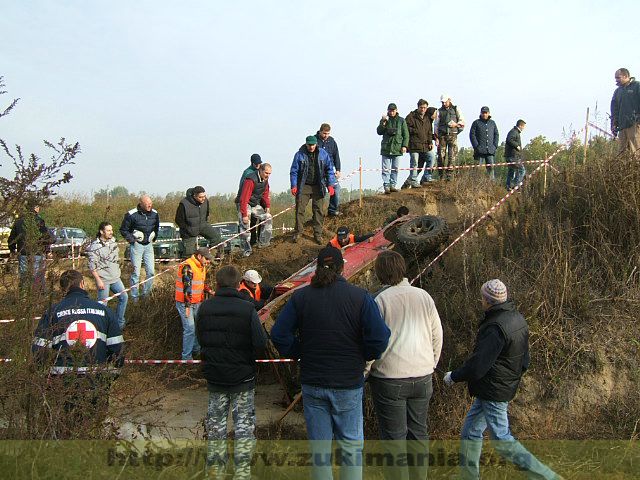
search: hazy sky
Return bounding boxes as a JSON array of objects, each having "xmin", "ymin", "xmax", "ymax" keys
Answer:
[{"xmin": 1, "ymin": 0, "xmax": 637, "ymax": 197}]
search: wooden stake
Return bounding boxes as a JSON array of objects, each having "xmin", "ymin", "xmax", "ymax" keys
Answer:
[
  {"xmin": 584, "ymin": 107, "xmax": 589, "ymax": 163},
  {"xmin": 543, "ymin": 152, "xmax": 548, "ymax": 197},
  {"xmin": 359, "ymin": 157, "xmax": 363, "ymax": 208}
]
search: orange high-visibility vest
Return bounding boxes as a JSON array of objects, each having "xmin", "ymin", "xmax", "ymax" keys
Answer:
[
  {"xmin": 238, "ymin": 281, "xmax": 261, "ymax": 301},
  {"xmin": 175, "ymin": 256, "xmax": 206, "ymax": 304},
  {"xmin": 330, "ymin": 233, "xmax": 355, "ymax": 249}
]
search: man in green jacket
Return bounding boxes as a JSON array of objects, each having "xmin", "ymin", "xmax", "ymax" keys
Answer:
[{"xmin": 377, "ymin": 103, "xmax": 409, "ymax": 194}]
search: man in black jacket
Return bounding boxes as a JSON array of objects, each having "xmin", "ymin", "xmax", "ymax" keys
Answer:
[
  {"xmin": 469, "ymin": 107, "xmax": 500, "ymax": 180},
  {"xmin": 316, "ymin": 123, "xmax": 343, "ymax": 216},
  {"xmin": 196, "ymin": 265, "xmax": 267, "ymax": 479},
  {"xmin": 505, "ymin": 120, "xmax": 526, "ymax": 190},
  {"xmin": 8, "ymin": 202, "xmax": 53, "ymax": 291},
  {"xmin": 611, "ymin": 68, "xmax": 640, "ymax": 155},
  {"xmin": 403, "ymin": 99, "xmax": 434, "ymax": 188},
  {"xmin": 119, "ymin": 195, "xmax": 159, "ymax": 300},
  {"xmin": 174, "ymin": 186, "xmax": 222, "ymax": 258},
  {"xmin": 444, "ymin": 279, "xmax": 562, "ymax": 480}
]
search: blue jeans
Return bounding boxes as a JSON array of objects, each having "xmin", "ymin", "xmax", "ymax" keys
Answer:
[
  {"xmin": 420, "ymin": 149, "xmax": 436, "ymax": 182},
  {"xmin": 328, "ymin": 182, "xmax": 340, "ymax": 215},
  {"xmin": 381, "ymin": 155, "xmax": 400, "ymax": 188},
  {"xmin": 460, "ymin": 398, "xmax": 557, "ymax": 480},
  {"xmin": 477, "ymin": 154, "xmax": 496, "ymax": 180},
  {"xmin": 302, "ymin": 384, "xmax": 364, "ymax": 480},
  {"xmin": 369, "ymin": 375, "xmax": 432, "ymax": 480},
  {"xmin": 18, "ymin": 254, "xmax": 46, "ymax": 291},
  {"xmin": 176, "ymin": 301, "xmax": 201, "ymax": 360},
  {"xmin": 506, "ymin": 157, "xmax": 526, "ymax": 189},
  {"xmin": 97, "ymin": 279, "xmax": 128, "ymax": 329},
  {"xmin": 129, "ymin": 242, "xmax": 155, "ymax": 299},
  {"xmin": 405, "ymin": 152, "xmax": 423, "ymax": 186}
]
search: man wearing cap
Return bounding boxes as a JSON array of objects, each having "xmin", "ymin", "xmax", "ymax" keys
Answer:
[
  {"xmin": 272, "ymin": 246, "xmax": 390, "ymax": 479},
  {"xmin": 315, "ymin": 123, "xmax": 343, "ymax": 217},
  {"xmin": 403, "ymin": 99, "xmax": 434, "ymax": 189},
  {"xmin": 469, "ymin": 107, "xmax": 500, "ymax": 180},
  {"xmin": 175, "ymin": 247, "xmax": 213, "ymax": 360},
  {"xmin": 175, "ymin": 186, "xmax": 222, "ymax": 259},
  {"xmin": 238, "ymin": 269, "xmax": 273, "ymax": 310},
  {"xmin": 329, "ymin": 226, "xmax": 373, "ymax": 250},
  {"xmin": 377, "ymin": 103, "xmax": 409, "ymax": 194},
  {"xmin": 290, "ymin": 135, "xmax": 337, "ymax": 245},
  {"xmin": 234, "ymin": 154, "xmax": 264, "ymax": 246},
  {"xmin": 236, "ymin": 163, "xmax": 273, "ymax": 257},
  {"xmin": 434, "ymin": 94, "xmax": 465, "ymax": 180},
  {"xmin": 443, "ymin": 279, "xmax": 562, "ymax": 480}
]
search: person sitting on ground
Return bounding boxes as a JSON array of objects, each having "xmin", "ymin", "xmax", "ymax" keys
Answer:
[
  {"xmin": 328, "ymin": 226, "xmax": 374, "ymax": 249},
  {"xmin": 238, "ymin": 269, "xmax": 273, "ymax": 310},
  {"xmin": 383, "ymin": 205, "xmax": 410, "ymax": 226}
]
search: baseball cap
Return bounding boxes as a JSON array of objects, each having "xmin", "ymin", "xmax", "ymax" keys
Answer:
[
  {"xmin": 337, "ymin": 226, "xmax": 350, "ymax": 238},
  {"xmin": 317, "ymin": 246, "xmax": 344, "ymax": 269},
  {"xmin": 480, "ymin": 106, "xmax": 490, "ymax": 113},
  {"xmin": 440, "ymin": 93, "xmax": 451, "ymax": 102},
  {"xmin": 387, "ymin": 103, "xmax": 398, "ymax": 111},
  {"xmin": 243, "ymin": 269, "xmax": 262, "ymax": 284},
  {"xmin": 305, "ymin": 135, "xmax": 318, "ymax": 145},
  {"xmin": 195, "ymin": 247, "xmax": 213, "ymax": 261}
]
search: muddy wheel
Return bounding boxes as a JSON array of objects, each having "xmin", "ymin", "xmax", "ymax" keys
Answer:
[{"xmin": 396, "ymin": 215, "xmax": 448, "ymax": 255}]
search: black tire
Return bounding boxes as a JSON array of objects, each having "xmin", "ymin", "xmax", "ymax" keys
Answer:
[{"xmin": 396, "ymin": 215, "xmax": 448, "ymax": 255}]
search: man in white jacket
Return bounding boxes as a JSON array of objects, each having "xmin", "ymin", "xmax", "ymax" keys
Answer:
[{"xmin": 369, "ymin": 250, "xmax": 443, "ymax": 480}]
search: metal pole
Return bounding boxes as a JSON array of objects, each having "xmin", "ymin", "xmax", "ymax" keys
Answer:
[
  {"xmin": 71, "ymin": 238, "xmax": 75, "ymax": 269},
  {"xmin": 583, "ymin": 107, "xmax": 589, "ymax": 163},
  {"xmin": 359, "ymin": 157, "xmax": 363, "ymax": 208}
]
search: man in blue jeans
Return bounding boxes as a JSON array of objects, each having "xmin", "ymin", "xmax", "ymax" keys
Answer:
[
  {"xmin": 86, "ymin": 222, "xmax": 128, "ymax": 329},
  {"xmin": 119, "ymin": 195, "xmax": 159, "ymax": 300},
  {"xmin": 272, "ymin": 246, "xmax": 390, "ymax": 480},
  {"xmin": 505, "ymin": 120, "xmax": 527, "ymax": 189},
  {"xmin": 444, "ymin": 279, "xmax": 563, "ymax": 480}
]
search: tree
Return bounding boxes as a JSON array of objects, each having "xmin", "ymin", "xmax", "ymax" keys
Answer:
[{"xmin": 0, "ymin": 76, "xmax": 79, "ymax": 226}]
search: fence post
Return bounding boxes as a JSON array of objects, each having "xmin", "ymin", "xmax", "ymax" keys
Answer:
[
  {"xmin": 71, "ymin": 238, "xmax": 75, "ymax": 269},
  {"xmin": 583, "ymin": 107, "xmax": 589, "ymax": 163},
  {"xmin": 359, "ymin": 157, "xmax": 363, "ymax": 208},
  {"xmin": 543, "ymin": 152, "xmax": 548, "ymax": 197}
]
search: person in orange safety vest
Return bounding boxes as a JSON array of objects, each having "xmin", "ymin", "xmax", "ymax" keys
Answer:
[
  {"xmin": 238, "ymin": 269, "xmax": 273, "ymax": 310},
  {"xmin": 328, "ymin": 226, "xmax": 374, "ymax": 250}
]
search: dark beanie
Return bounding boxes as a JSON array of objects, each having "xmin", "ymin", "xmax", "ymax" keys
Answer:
[{"xmin": 250, "ymin": 153, "xmax": 262, "ymax": 165}]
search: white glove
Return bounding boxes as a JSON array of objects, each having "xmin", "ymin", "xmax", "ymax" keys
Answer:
[{"xmin": 443, "ymin": 371, "xmax": 455, "ymax": 387}]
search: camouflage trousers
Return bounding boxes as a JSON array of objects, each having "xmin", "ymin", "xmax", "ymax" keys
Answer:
[
  {"xmin": 206, "ymin": 388, "xmax": 256, "ymax": 479},
  {"xmin": 437, "ymin": 134, "xmax": 459, "ymax": 179}
]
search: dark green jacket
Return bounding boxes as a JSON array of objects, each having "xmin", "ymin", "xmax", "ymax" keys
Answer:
[{"xmin": 377, "ymin": 115, "xmax": 409, "ymax": 156}]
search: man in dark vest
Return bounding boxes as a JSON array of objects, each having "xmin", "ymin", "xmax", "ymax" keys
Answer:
[
  {"xmin": 234, "ymin": 153, "xmax": 263, "ymax": 246},
  {"xmin": 196, "ymin": 265, "xmax": 267, "ymax": 479},
  {"xmin": 444, "ymin": 279, "xmax": 562, "ymax": 480},
  {"xmin": 236, "ymin": 163, "xmax": 273, "ymax": 257},
  {"xmin": 174, "ymin": 186, "xmax": 222, "ymax": 258}
]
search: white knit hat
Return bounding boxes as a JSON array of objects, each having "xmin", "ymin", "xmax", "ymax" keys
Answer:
[
  {"xmin": 440, "ymin": 93, "xmax": 452, "ymax": 103},
  {"xmin": 481, "ymin": 279, "xmax": 508, "ymax": 305},
  {"xmin": 243, "ymin": 269, "xmax": 262, "ymax": 284}
]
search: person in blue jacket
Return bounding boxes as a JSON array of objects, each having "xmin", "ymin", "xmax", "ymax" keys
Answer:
[
  {"xmin": 469, "ymin": 106, "xmax": 500, "ymax": 180},
  {"xmin": 272, "ymin": 246, "xmax": 390, "ymax": 480},
  {"xmin": 289, "ymin": 135, "xmax": 336, "ymax": 245}
]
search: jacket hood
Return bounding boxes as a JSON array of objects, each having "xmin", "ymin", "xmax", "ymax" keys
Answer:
[
  {"xmin": 185, "ymin": 188, "xmax": 201, "ymax": 206},
  {"xmin": 481, "ymin": 300, "xmax": 515, "ymax": 324}
]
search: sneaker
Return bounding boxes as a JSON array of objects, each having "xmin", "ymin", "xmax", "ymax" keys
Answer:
[
  {"xmin": 400, "ymin": 182, "xmax": 411, "ymax": 190},
  {"xmin": 328, "ymin": 211, "xmax": 343, "ymax": 217},
  {"xmin": 389, "ymin": 186, "xmax": 399, "ymax": 193},
  {"xmin": 291, "ymin": 234, "xmax": 299, "ymax": 243},
  {"xmin": 313, "ymin": 234, "xmax": 323, "ymax": 245},
  {"xmin": 410, "ymin": 182, "xmax": 421, "ymax": 188},
  {"xmin": 384, "ymin": 186, "xmax": 391, "ymax": 194},
  {"xmin": 243, "ymin": 250, "xmax": 252, "ymax": 257}
]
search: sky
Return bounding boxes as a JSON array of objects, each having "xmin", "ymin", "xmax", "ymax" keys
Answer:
[{"xmin": 1, "ymin": 0, "xmax": 638, "ymax": 197}]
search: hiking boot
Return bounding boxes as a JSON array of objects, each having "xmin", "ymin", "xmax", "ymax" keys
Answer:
[
  {"xmin": 257, "ymin": 242, "xmax": 270, "ymax": 248},
  {"xmin": 410, "ymin": 182, "xmax": 421, "ymax": 188},
  {"xmin": 384, "ymin": 185, "xmax": 391, "ymax": 194},
  {"xmin": 291, "ymin": 234, "xmax": 298, "ymax": 244},
  {"xmin": 242, "ymin": 250, "xmax": 252, "ymax": 258},
  {"xmin": 328, "ymin": 211, "xmax": 343, "ymax": 217},
  {"xmin": 400, "ymin": 182, "xmax": 411, "ymax": 190},
  {"xmin": 389, "ymin": 185, "xmax": 399, "ymax": 193},
  {"xmin": 313, "ymin": 234, "xmax": 323, "ymax": 245}
]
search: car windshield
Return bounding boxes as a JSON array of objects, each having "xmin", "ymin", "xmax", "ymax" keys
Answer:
[
  {"xmin": 64, "ymin": 228, "xmax": 86, "ymax": 239},
  {"xmin": 157, "ymin": 225, "xmax": 175, "ymax": 240}
]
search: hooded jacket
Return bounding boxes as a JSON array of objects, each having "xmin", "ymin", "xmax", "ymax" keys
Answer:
[{"xmin": 174, "ymin": 188, "xmax": 210, "ymax": 238}]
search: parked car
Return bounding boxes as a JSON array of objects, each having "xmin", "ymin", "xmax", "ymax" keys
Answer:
[
  {"xmin": 50, "ymin": 227, "xmax": 89, "ymax": 257},
  {"xmin": 211, "ymin": 221, "xmax": 243, "ymax": 253},
  {"xmin": 125, "ymin": 222, "xmax": 184, "ymax": 260}
]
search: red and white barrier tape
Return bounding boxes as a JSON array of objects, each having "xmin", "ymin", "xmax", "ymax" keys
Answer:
[
  {"xmin": 587, "ymin": 122, "xmax": 615, "ymax": 138},
  {"xmin": 409, "ymin": 138, "xmax": 576, "ymax": 285}
]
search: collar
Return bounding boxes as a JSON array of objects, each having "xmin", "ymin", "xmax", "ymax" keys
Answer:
[
  {"xmin": 65, "ymin": 287, "xmax": 89, "ymax": 298},
  {"xmin": 215, "ymin": 286, "xmax": 244, "ymax": 298}
]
